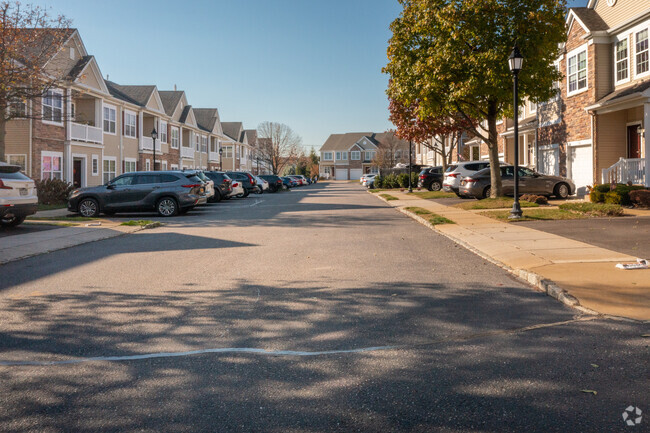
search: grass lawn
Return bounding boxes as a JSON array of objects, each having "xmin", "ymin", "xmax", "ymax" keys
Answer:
[
  {"xmin": 379, "ymin": 193, "xmax": 399, "ymax": 201},
  {"xmin": 120, "ymin": 220, "xmax": 157, "ymax": 226},
  {"xmin": 37, "ymin": 203, "xmax": 67, "ymax": 211},
  {"xmin": 455, "ymin": 197, "xmax": 540, "ymax": 210},
  {"xmin": 27, "ymin": 216, "xmax": 96, "ymax": 222},
  {"xmin": 24, "ymin": 221, "xmax": 79, "ymax": 227},
  {"xmin": 404, "ymin": 206, "xmax": 455, "ymax": 225},
  {"xmin": 481, "ymin": 202, "xmax": 625, "ymax": 222},
  {"xmin": 412, "ymin": 191, "xmax": 456, "ymax": 199}
]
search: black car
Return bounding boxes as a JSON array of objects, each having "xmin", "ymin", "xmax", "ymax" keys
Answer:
[
  {"xmin": 68, "ymin": 171, "xmax": 206, "ymax": 217},
  {"xmin": 418, "ymin": 166, "xmax": 444, "ymax": 191},
  {"xmin": 225, "ymin": 171, "xmax": 257, "ymax": 196},
  {"xmin": 204, "ymin": 171, "xmax": 233, "ymax": 201},
  {"xmin": 259, "ymin": 175, "xmax": 283, "ymax": 192}
]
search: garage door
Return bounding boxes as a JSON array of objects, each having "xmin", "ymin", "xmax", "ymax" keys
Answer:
[
  {"xmin": 335, "ymin": 169, "xmax": 348, "ymax": 180},
  {"xmin": 569, "ymin": 145, "xmax": 593, "ymax": 197},
  {"xmin": 538, "ymin": 146, "xmax": 559, "ymax": 176},
  {"xmin": 349, "ymin": 169, "xmax": 363, "ymax": 180}
]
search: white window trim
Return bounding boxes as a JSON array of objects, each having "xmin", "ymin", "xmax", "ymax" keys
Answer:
[
  {"xmin": 103, "ymin": 103, "xmax": 117, "ymax": 135},
  {"xmin": 124, "ymin": 157, "xmax": 137, "ymax": 174},
  {"xmin": 124, "ymin": 110, "xmax": 137, "ymax": 138},
  {"xmin": 91, "ymin": 154, "xmax": 99, "ymax": 176},
  {"xmin": 6, "ymin": 154, "xmax": 27, "ymax": 170},
  {"xmin": 351, "ymin": 151, "xmax": 361, "ymax": 160},
  {"xmin": 633, "ymin": 28, "xmax": 650, "ymax": 80},
  {"xmin": 41, "ymin": 89, "xmax": 64, "ymax": 126},
  {"xmin": 614, "ymin": 38, "xmax": 630, "ymax": 86},
  {"xmin": 171, "ymin": 164, "xmax": 179, "ymax": 170},
  {"xmin": 145, "ymin": 159, "xmax": 151, "ymax": 171},
  {"xmin": 102, "ymin": 156, "xmax": 117, "ymax": 184},
  {"xmin": 41, "ymin": 150, "xmax": 64, "ymax": 180},
  {"xmin": 170, "ymin": 126, "xmax": 180, "ymax": 149},
  {"xmin": 159, "ymin": 120, "xmax": 168, "ymax": 143},
  {"xmin": 322, "ymin": 152, "xmax": 333, "ymax": 161},
  {"xmin": 566, "ymin": 43, "xmax": 589, "ymax": 97}
]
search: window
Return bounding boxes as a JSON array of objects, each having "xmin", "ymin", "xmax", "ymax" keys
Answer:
[
  {"xmin": 159, "ymin": 121, "xmax": 168, "ymax": 143},
  {"xmin": 567, "ymin": 48, "xmax": 587, "ymax": 94},
  {"xmin": 111, "ymin": 175, "xmax": 135, "ymax": 186},
  {"xmin": 92, "ymin": 155, "xmax": 99, "ymax": 176},
  {"xmin": 351, "ymin": 151, "xmax": 361, "ymax": 160},
  {"xmin": 145, "ymin": 159, "xmax": 151, "ymax": 171},
  {"xmin": 194, "ymin": 134, "xmax": 200, "ymax": 151},
  {"xmin": 616, "ymin": 39, "xmax": 629, "ymax": 82},
  {"xmin": 124, "ymin": 159, "xmax": 136, "ymax": 173},
  {"xmin": 9, "ymin": 99, "xmax": 27, "ymax": 117},
  {"xmin": 322, "ymin": 152, "xmax": 333, "ymax": 161},
  {"xmin": 223, "ymin": 146, "xmax": 233, "ymax": 158},
  {"xmin": 162, "ymin": 161, "xmax": 168, "ymax": 170},
  {"xmin": 528, "ymin": 101, "xmax": 537, "ymax": 113},
  {"xmin": 124, "ymin": 111, "xmax": 136, "ymax": 137},
  {"xmin": 7, "ymin": 154, "xmax": 26, "ymax": 170},
  {"xmin": 636, "ymin": 29, "xmax": 648, "ymax": 75},
  {"xmin": 171, "ymin": 127, "xmax": 179, "ymax": 149},
  {"xmin": 103, "ymin": 158, "xmax": 116, "ymax": 183},
  {"xmin": 365, "ymin": 151, "xmax": 376, "ymax": 161},
  {"xmin": 201, "ymin": 136, "xmax": 208, "ymax": 153},
  {"xmin": 103, "ymin": 105, "xmax": 116, "ymax": 133},
  {"xmin": 41, "ymin": 152, "xmax": 63, "ymax": 180},
  {"xmin": 42, "ymin": 90, "xmax": 63, "ymax": 123},
  {"xmin": 171, "ymin": 164, "xmax": 179, "ymax": 170}
]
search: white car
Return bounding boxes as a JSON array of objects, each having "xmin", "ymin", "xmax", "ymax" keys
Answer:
[
  {"xmin": 362, "ymin": 174, "xmax": 377, "ymax": 187},
  {"xmin": 443, "ymin": 161, "xmax": 490, "ymax": 197},
  {"xmin": 228, "ymin": 180, "xmax": 245, "ymax": 198},
  {"xmin": 0, "ymin": 162, "xmax": 38, "ymax": 227},
  {"xmin": 254, "ymin": 175, "xmax": 269, "ymax": 194}
]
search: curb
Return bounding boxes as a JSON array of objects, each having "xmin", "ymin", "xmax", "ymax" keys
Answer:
[{"xmin": 371, "ymin": 192, "xmax": 600, "ymax": 316}]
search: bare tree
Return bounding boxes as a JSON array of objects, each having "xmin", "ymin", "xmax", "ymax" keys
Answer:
[
  {"xmin": 0, "ymin": 1, "xmax": 72, "ymax": 161},
  {"xmin": 257, "ymin": 121, "xmax": 302, "ymax": 175},
  {"xmin": 372, "ymin": 131, "xmax": 409, "ymax": 171}
]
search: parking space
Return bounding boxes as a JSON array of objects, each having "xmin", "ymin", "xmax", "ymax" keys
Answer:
[{"xmin": 0, "ymin": 222, "xmax": 61, "ymax": 239}]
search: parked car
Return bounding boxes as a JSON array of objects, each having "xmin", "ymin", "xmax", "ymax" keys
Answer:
[
  {"xmin": 204, "ymin": 171, "xmax": 232, "ymax": 202},
  {"xmin": 418, "ymin": 166, "xmax": 444, "ymax": 191},
  {"xmin": 226, "ymin": 171, "xmax": 257, "ymax": 196},
  {"xmin": 253, "ymin": 175, "xmax": 269, "ymax": 194},
  {"xmin": 288, "ymin": 175, "xmax": 305, "ymax": 186},
  {"xmin": 68, "ymin": 171, "xmax": 206, "ymax": 217},
  {"xmin": 259, "ymin": 175, "xmax": 284, "ymax": 192},
  {"xmin": 443, "ymin": 161, "xmax": 491, "ymax": 197},
  {"xmin": 363, "ymin": 174, "xmax": 378, "ymax": 188},
  {"xmin": 282, "ymin": 176, "xmax": 298, "ymax": 188},
  {"xmin": 228, "ymin": 180, "xmax": 245, "ymax": 198},
  {"xmin": 184, "ymin": 170, "xmax": 215, "ymax": 202},
  {"xmin": 0, "ymin": 162, "xmax": 38, "ymax": 227},
  {"xmin": 459, "ymin": 165, "xmax": 575, "ymax": 199}
]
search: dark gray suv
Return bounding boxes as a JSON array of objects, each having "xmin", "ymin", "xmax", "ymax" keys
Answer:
[{"xmin": 67, "ymin": 171, "xmax": 207, "ymax": 217}]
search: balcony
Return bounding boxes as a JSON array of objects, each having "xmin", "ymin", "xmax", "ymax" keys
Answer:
[
  {"xmin": 209, "ymin": 151, "xmax": 220, "ymax": 162},
  {"xmin": 181, "ymin": 146, "xmax": 194, "ymax": 159},
  {"xmin": 140, "ymin": 136, "xmax": 162, "ymax": 152},
  {"xmin": 71, "ymin": 122, "xmax": 103, "ymax": 144}
]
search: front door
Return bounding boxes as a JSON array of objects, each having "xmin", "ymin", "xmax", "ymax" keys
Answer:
[
  {"xmin": 73, "ymin": 159, "xmax": 82, "ymax": 188},
  {"xmin": 628, "ymin": 125, "xmax": 641, "ymax": 159}
]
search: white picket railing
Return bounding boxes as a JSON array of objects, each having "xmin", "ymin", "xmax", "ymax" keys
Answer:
[
  {"xmin": 602, "ymin": 157, "xmax": 646, "ymax": 185},
  {"xmin": 71, "ymin": 122, "xmax": 103, "ymax": 144},
  {"xmin": 181, "ymin": 146, "xmax": 194, "ymax": 159},
  {"xmin": 140, "ymin": 136, "xmax": 162, "ymax": 152},
  {"xmin": 209, "ymin": 151, "xmax": 220, "ymax": 162}
]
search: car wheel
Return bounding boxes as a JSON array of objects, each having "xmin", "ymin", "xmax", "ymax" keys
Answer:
[
  {"xmin": 213, "ymin": 191, "xmax": 222, "ymax": 202},
  {"xmin": 156, "ymin": 197, "xmax": 178, "ymax": 217},
  {"xmin": 482, "ymin": 186, "xmax": 491, "ymax": 199},
  {"xmin": 554, "ymin": 183, "xmax": 569, "ymax": 199},
  {"xmin": 78, "ymin": 198, "xmax": 100, "ymax": 217},
  {"xmin": 429, "ymin": 181, "xmax": 442, "ymax": 191},
  {"xmin": 243, "ymin": 190, "xmax": 249, "ymax": 198},
  {"xmin": 0, "ymin": 215, "xmax": 26, "ymax": 227}
]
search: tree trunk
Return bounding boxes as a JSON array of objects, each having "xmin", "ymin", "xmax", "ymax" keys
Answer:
[
  {"xmin": 486, "ymin": 101, "xmax": 502, "ymax": 197},
  {"xmin": 0, "ymin": 117, "xmax": 6, "ymax": 163}
]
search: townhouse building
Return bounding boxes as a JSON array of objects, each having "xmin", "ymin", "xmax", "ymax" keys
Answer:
[{"xmin": 221, "ymin": 122, "xmax": 255, "ymax": 172}]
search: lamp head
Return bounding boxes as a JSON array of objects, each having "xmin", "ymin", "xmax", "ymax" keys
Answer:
[{"xmin": 509, "ymin": 45, "xmax": 524, "ymax": 73}]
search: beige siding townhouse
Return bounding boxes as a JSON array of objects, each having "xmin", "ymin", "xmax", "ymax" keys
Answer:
[
  {"xmin": 159, "ymin": 90, "xmax": 194, "ymax": 170},
  {"xmin": 221, "ymin": 122, "xmax": 251, "ymax": 172},
  {"xmin": 194, "ymin": 108, "xmax": 228, "ymax": 171}
]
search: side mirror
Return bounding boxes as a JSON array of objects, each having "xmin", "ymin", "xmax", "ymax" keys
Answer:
[{"xmin": 106, "ymin": 183, "xmax": 116, "ymax": 190}]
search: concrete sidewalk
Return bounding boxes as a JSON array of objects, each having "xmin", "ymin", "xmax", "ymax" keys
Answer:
[{"xmin": 374, "ymin": 191, "xmax": 650, "ymax": 321}]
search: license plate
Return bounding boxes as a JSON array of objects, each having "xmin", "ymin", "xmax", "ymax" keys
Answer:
[{"xmin": 19, "ymin": 188, "xmax": 28, "ymax": 196}]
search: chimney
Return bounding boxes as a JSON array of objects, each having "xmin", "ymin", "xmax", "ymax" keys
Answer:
[
  {"xmin": 174, "ymin": 84, "xmax": 177, "ymax": 91},
  {"xmin": 106, "ymin": 74, "xmax": 109, "ymax": 80}
]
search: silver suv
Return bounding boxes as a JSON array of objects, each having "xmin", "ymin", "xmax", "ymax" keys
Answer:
[
  {"xmin": 443, "ymin": 161, "xmax": 490, "ymax": 197},
  {"xmin": 0, "ymin": 162, "xmax": 38, "ymax": 227}
]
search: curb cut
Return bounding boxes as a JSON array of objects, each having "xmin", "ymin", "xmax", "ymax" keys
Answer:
[{"xmin": 371, "ymin": 191, "xmax": 600, "ymax": 317}]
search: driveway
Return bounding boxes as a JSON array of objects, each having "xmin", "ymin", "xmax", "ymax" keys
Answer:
[{"xmin": 0, "ymin": 182, "xmax": 646, "ymax": 432}]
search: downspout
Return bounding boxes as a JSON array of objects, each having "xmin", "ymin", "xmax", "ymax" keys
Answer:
[
  {"xmin": 28, "ymin": 100, "xmax": 33, "ymax": 177},
  {"xmin": 119, "ymin": 104, "xmax": 124, "ymax": 175}
]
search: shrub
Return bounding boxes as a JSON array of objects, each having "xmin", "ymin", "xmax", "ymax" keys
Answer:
[
  {"xmin": 559, "ymin": 202, "xmax": 624, "ymax": 217},
  {"xmin": 589, "ymin": 189, "xmax": 605, "ymax": 203},
  {"xmin": 35, "ymin": 178, "xmax": 74, "ymax": 205},
  {"xmin": 604, "ymin": 191, "xmax": 622, "ymax": 205},
  {"xmin": 373, "ymin": 176, "xmax": 383, "ymax": 188},
  {"xmin": 629, "ymin": 189, "xmax": 650, "ymax": 208},
  {"xmin": 383, "ymin": 173, "xmax": 399, "ymax": 189},
  {"xmin": 397, "ymin": 173, "xmax": 410, "ymax": 188},
  {"xmin": 411, "ymin": 172, "xmax": 419, "ymax": 188},
  {"xmin": 520, "ymin": 194, "xmax": 548, "ymax": 205},
  {"xmin": 589, "ymin": 183, "xmax": 645, "ymax": 205}
]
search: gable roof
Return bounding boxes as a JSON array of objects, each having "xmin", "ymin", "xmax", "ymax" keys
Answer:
[
  {"xmin": 158, "ymin": 91, "xmax": 184, "ymax": 116},
  {"xmin": 221, "ymin": 122, "xmax": 243, "ymax": 141},
  {"xmin": 14, "ymin": 28, "xmax": 76, "ymax": 69},
  {"xmin": 320, "ymin": 132, "xmax": 373, "ymax": 152},
  {"xmin": 568, "ymin": 8, "xmax": 609, "ymax": 33},
  {"xmin": 193, "ymin": 108, "xmax": 221, "ymax": 133},
  {"xmin": 105, "ymin": 80, "xmax": 141, "ymax": 105},
  {"xmin": 179, "ymin": 105, "xmax": 192, "ymax": 123},
  {"xmin": 587, "ymin": 78, "xmax": 650, "ymax": 111},
  {"xmin": 242, "ymin": 129, "xmax": 257, "ymax": 146}
]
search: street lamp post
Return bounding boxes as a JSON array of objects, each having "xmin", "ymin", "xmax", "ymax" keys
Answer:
[
  {"xmin": 151, "ymin": 128, "xmax": 158, "ymax": 171},
  {"xmin": 219, "ymin": 147, "xmax": 223, "ymax": 171},
  {"xmin": 508, "ymin": 46, "xmax": 524, "ymax": 219},
  {"xmin": 408, "ymin": 140, "xmax": 413, "ymax": 193}
]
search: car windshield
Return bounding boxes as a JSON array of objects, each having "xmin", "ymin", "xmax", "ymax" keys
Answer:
[
  {"xmin": 184, "ymin": 174, "xmax": 203, "ymax": 183},
  {"xmin": 0, "ymin": 169, "xmax": 30, "ymax": 180}
]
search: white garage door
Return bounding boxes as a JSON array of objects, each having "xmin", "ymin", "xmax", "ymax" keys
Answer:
[
  {"xmin": 538, "ymin": 146, "xmax": 559, "ymax": 176},
  {"xmin": 569, "ymin": 145, "xmax": 593, "ymax": 197},
  {"xmin": 349, "ymin": 169, "xmax": 363, "ymax": 180},
  {"xmin": 335, "ymin": 169, "xmax": 348, "ymax": 180}
]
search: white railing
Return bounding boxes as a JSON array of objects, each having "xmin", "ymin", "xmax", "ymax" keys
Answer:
[
  {"xmin": 602, "ymin": 157, "xmax": 646, "ymax": 185},
  {"xmin": 140, "ymin": 136, "xmax": 162, "ymax": 152},
  {"xmin": 415, "ymin": 153, "xmax": 422, "ymax": 164},
  {"xmin": 209, "ymin": 151, "xmax": 220, "ymax": 162},
  {"xmin": 71, "ymin": 122, "xmax": 103, "ymax": 144},
  {"xmin": 181, "ymin": 146, "xmax": 194, "ymax": 159}
]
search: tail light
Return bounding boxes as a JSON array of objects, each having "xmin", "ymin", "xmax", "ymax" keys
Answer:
[
  {"xmin": 419, "ymin": 175, "xmax": 425, "ymax": 180},
  {"xmin": 247, "ymin": 174, "xmax": 255, "ymax": 185},
  {"xmin": 447, "ymin": 173, "xmax": 458, "ymax": 178},
  {"xmin": 0, "ymin": 179, "xmax": 13, "ymax": 189},
  {"xmin": 464, "ymin": 178, "xmax": 477, "ymax": 183},
  {"xmin": 232, "ymin": 182, "xmax": 239, "ymax": 187},
  {"xmin": 277, "ymin": 180, "xmax": 282, "ymax": 184},
  {"xmin": 181, "ymin": 183, "xmax": 202, "ymax": 188}
]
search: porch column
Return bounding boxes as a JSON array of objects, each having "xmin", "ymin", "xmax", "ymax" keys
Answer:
[
  {"xmin": 64, "ymin": 88, "xmax": 73, "ymax": 183},
  {"xmin": 523, "ymin": 133, "xmax": 528, "ymax": 166},
  {"xmin": 645, "ymin": 103, "xmax": 650, "ymax": 187},
  {"xmin": 138, "ymin": 111, "xmax": 143, "ymax": 152}
]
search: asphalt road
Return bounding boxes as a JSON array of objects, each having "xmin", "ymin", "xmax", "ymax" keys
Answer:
[{"xmin": 0, "ymin": 182, "xmax": 647, "ymax": 433}]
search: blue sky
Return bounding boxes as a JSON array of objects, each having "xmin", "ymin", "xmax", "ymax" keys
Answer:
[{"xmin": 36, "ymin": 0, "xmax": 588, "ymax": 151}]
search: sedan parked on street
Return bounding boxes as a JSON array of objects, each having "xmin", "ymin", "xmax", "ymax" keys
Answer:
[
  {"xmin": 228, "ymin": 180, "xmax": 245, "ymax": 198},
  {"xmin": 363, "ymin": 174, "xmax": 377, "ymax": 188},
  {"xmin": 226, "ymin": 171, "xmax": 257, "ymax": 196},
  {"xmin": 68, "ymin": 171, "xmax": 206, "ymax": 217},
  {"xmin": 418, "ymin": 166, "xmax": 444, "ymax": 191},
  {"xmin": 253, "ymin": 175, "xmax": 269, "ymax": 194},
  {"xmin": 0, "ymin": 162, "xmax": 38, "ymax": 227},
  {"xmin": 459, "ymin": 165, "xmax": 575, "ymax": 199},
  {"xmin": 282, "ymin": 176, "xmax": 298, "ymax": 188}
]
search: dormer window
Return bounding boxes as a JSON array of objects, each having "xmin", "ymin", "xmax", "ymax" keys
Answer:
[
  {"xmin": 636, "ymin": 29, "xmax": 649, "ymax": 76},
  {"xmin": 616, "ymin": 39, "xmax": 628, "ymax": 83}
]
